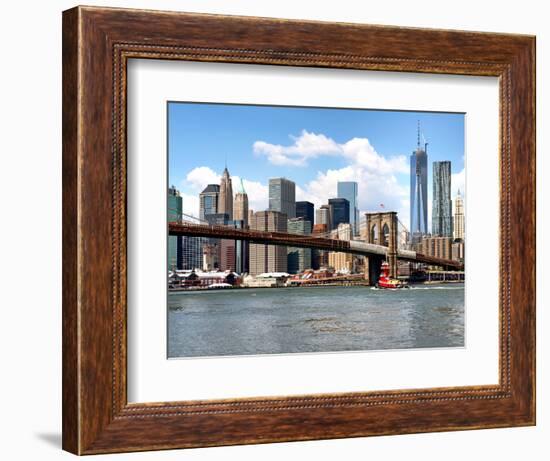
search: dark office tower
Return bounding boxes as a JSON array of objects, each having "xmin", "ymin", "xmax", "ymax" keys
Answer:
[
  {"xmin": 295, "ymin": 201, "xmax": 314, "ymax": 229},
  {"xmin": 432, "ymin": 161, "xmax": 453, "ymax": 237},
  {"xmin": 199, "ymin": 184, "xmax": 220, "ymax": 220},
  {"xmin": 231, "ymin": 220, "xmax": 248, "ymax": 274},
  {"xmin": 328, "ymin": 198, "xmax": 350, "ymax": 229},
  {"xmin": 269, "ymin": 178, "xmax": 296, "ymax": 220},
  {"xmin": 287, "ymin": 217, "xmax": 312, "ymax": 274},
  {"xmin": 410, "ymin": 122, "xmax": 428, "ymax": 241}
]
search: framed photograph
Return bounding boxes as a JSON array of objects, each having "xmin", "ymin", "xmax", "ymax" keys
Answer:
[{"xmin": 62, "ymin": 6, "xmax": 535, "ymax": 454}]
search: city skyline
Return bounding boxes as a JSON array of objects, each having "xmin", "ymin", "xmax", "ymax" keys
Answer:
[{"xmin": 169, "ymin": 102, "xmax": 465, "ymax": 232}]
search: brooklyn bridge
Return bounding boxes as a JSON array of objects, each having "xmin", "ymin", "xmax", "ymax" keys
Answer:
[{"xmin": 168, "ymin": 210, "xmax": 463, "ymax": 285}]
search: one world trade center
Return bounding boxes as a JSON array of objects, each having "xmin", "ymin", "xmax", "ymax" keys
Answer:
[{"xmin": 410, "ymin": 123, "xmax": 428, "ymax": 242}]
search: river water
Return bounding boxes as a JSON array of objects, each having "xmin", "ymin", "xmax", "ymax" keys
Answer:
[{"xmin": 167, "ymin": 284, "xmax": 464, "ymax": 358}]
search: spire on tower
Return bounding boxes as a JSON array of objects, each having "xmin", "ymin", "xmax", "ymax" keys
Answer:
[
  {"xmin": 417, "ymin": 120, "xmax": 420, "ymax": 149},
  {"xmin": 239, "ymin": 177, "xmax": 246, "ymax": 194}
]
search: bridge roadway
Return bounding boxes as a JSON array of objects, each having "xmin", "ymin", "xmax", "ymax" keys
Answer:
[{"xmin": 168, "ymin": 222, "xmax": 464, "ymax": 270}]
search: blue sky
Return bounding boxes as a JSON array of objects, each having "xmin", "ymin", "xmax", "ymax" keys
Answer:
[{"xmin": 168, "ymin": 102, "xmax": 464, "ymax": 230}]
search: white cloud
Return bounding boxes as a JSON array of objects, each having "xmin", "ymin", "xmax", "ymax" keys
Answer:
[
  {"xmin": 253, "ymin": 130, "xmax": 341, "ymax": 166},
  {"xmin": 340, "ymin": 137, "xmax": 408, "ymax": 174},
  {"xmin": 179, "ymin": 192, "xmax": 200, "ymax": 218},
  {"xmin": 254, "ymin": 130, "xmax": 408, "ymax": 175},
  {"xmin": 181, "ymin": 131, "xmax": 413, "ymax": 227},
  {"xmin": 298, "ymin": 166, "xmax": 410, "ymax": 230},
  {"xmin": 185, "ymin": 166, "xmax": 220, "ymax": 191}
]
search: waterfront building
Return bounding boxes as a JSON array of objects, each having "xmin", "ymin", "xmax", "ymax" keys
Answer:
[
  {"xmin": 432, "ymin": 161, "xmax": 453, "ymax": 237},
  {"xmin": 219, "ymin": 166, "xmax": 233, "ymax": 220},
  {"xmin": 295, "ymin": 201, "xmax": 314, "ymax": 228},
  {"xmin": 328, "ymin": 197, "xmax": 350, "ymax": 229},
  {"xmin": 328, "ymin": 223, "xmax": 354, "ymax": 273},
  {"xmin": 242, "ymin": 273, "xmax": 288, "ymax": 288},
  {"xmin": 269, "ymin": 177, "xmax": 296, "ymax": 220},
  {"xmin": 199, "ymin": 184, "xmax": 220, "ymax": 221},
  {"xmin": 337, "ymin": 181, "xmax": 359, "ymax": 235},
  {"xmin": 410, "ymin": 124, "xmax": 428, "ymax": 241},
  {"xmin": 287, "ymin": 217, "xmax": 312, "ymax": 274},
  {"xmin": 168, "ymin": 186, "xmax": 183, "ymax": 270},
  {"xmin": 249, "ymin": 210, "xmax": 288, "ymax": 275},
  {"xmin": 316, "ymin": 204, "xmax": 332, "ymax": 231},
  {"xmin": 453, "ymin": 189, "xmax": 465, "ymax": 240},
  {"xmin": 233, "ymin": 178, "xmax": 249, "ymax": 227},
  {"xmin": 421, "ymin": 236, "xmax": 453, "ymax": 260},
  {"xmin": 169, "ymin": 269, "xmax": 240, "ymax": 289}
]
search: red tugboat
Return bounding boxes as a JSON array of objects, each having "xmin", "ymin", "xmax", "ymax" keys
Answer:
[{"xmin": 376, "ymin": 261, "xmax": 408, "ymax": 289}]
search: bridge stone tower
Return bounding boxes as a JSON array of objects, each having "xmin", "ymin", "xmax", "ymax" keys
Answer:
[{"xmin": 364, "ymin": 211, "xmax": 398, "ymax": 280}]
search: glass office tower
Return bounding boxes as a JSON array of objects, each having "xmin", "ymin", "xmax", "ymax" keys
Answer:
[
  {"xmin": 432, "ymin": 160, "xmax": 453, "ymax": 237},
  {"xmin": 328, "ymin": 197, "xmax": 350, "ymax": 229},
  {"xmin": 337, "ymin": 181, "xmax": 359, "ymax": 235}
]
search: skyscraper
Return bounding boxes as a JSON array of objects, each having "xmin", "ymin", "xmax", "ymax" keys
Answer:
[
  {"xmin": 233, "ymin": 178, "xmax": 249, "ymax": 227},
  {"xmin": 167, "ymin": 186, "xmax": 183, "ymax": 270},
  {"xmin": 316, "ymin": 204, "xmax": 332, "ymax": 231},
  {"xmin": 287, "ymin": 217, "xmax": 312, "ymax": 274},
  {"xmin": 233, "ymin": 179, "xmax": 249, "ymax": 274},
  {"xmin": 410, "ymin": 124, "xmax": 428, "ymax": 241},
  {"xmin": 199, "ymin": 184, "xmax": 220, "ymax": 220},
  {"xmin": 182, "ymin": 236, "xmax": 203, "ymax": 270},
  {"xmin": 295, "ymin": 201, "xmax": 314, "ymax": 228},
  {"xmin": 269, "ymin": 178, "xmax": 296, "ymax": 219},
  {"xmin": 249, "ymin": 211, "xmax": 288, "ymax": 275},
  {"xmin": 453, "ymin": 189, "xmax": 465, "ymax": 240},
  {"xmin": 432, "ymin": 161, "xmax": 453, "ymax": 237},
  {"xmin": 219, "ymin": 166, "xmax": 233, "ymax": 220},
  {"xmin": 328, "ymin": 197, "xmax": 350, "ymax": 229},
  {"xmin": 337, "ymin": 181, "xmax": 359, "ymax": 235},
  {"xmin": 231, "ymin": 219, "xmax": 248, "ymax": 274}
]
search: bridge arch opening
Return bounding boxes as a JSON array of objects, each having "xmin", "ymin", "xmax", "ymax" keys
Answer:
[
  {"xmin": 382, "ymin": 223, "xmax": 390, "ymax": 247},
  {"xmin": 370, "ymin": 224, "xmax": 378, "ymax": 244}
]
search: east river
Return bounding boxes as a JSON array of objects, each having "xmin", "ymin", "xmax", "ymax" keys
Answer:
[{"xmin": 167, "ymin": 284, "xmax": 465, "ymax": 358}]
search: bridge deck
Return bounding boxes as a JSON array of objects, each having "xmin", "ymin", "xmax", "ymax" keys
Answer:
[{"xmin": 168, "ymin": 222, "xmax": 464, "ymax": 270}]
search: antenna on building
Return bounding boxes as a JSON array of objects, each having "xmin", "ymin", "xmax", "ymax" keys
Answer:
[{"xmin": 417, "ymin": 120, "xmax": 420, "ymax": 149}]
